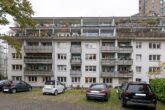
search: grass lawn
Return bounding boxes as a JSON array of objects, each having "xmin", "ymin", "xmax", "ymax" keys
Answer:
[{"xmin": 1, "ymin": 88, "xmax": 165, "ymax": 110}]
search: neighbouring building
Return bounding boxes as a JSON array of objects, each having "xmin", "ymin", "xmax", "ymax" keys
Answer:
[
  {"xmin": 139, "ymin": 0, "xmax": 165, "ymax": 16},
  {"xmin": 8, "ymin": 17, "xmax": 165, "ymax": 87},
  {"xmin": 0, "ymin": 40, "xmax": 7, "ymax": 79}
]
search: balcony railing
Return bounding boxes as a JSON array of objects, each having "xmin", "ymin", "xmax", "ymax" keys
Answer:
[
  {"xmin": 24, "ymin": 46, "xmax": 53, "ymax": 53},
  {"xmin": 24, "ymin": 70, "xmax": 53, "ymax": 76},
  {"xmin": 117, "ymin": 60, "xmax": 133, "ymax": 65},
  {"xmin": 101, "ymin": 59, "xmax": 117, "ymax": 65},
  {"xmin": 70, "ymin": 58, "xmax": 81, "ymax": 64},
  {"xmin": 118, "ymin": 32, "xmax": 165, "ymax": 38},
  {"xmin": 101, "ymin": 71, "xmax": 133, "ymax": 78},
  {"xmin": 118, "ymin": 46, "xmax": 133, "ymax": 53},
  {"xmin": 101, "ymin": 46, "xmax": 118, "ymax": 52},
  {"xmin": 70, "ymin": 46, "xmax": 81, "ymax": 53},
  {"xmin": 70, "ymin": 70, "xmax": 82, "ymax": 77},
  {"xmin": 24, "ymin": 58, "xmax": 53, "ymax": 63}
]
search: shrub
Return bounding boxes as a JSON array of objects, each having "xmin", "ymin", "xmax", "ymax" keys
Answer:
[{"xmin": 150, "ymin": 78, "xmax": 165, "ymax": 102}]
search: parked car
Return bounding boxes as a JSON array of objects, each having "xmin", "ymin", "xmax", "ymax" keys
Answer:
[
  {"xmin": 3, "ymin": 80, "xmax": 32, "ymax": 93},
  {"xmin": 42, "ymin": 80, "xmax": 65, "ymax": 95},
  {"xmin": 120, "ymin": 82, "xmax": 157, "ymax": 110},
  {"xmin": 86, "ymin": 83, "xmax": 110, "ymax": 101},
  {"xmin": 0, "ymin": 80, "xmax": 11, "ymax": 91}
]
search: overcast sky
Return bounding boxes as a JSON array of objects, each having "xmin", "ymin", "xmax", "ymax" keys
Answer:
[
  {"xmin": 29, "ymin": 0, "xmax": 139, "ymax": 17},
  {"xmin": 0, "ymin": 0, "xmax": 139, "ymax": 34}
]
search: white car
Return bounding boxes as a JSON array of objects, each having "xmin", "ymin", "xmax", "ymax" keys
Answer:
[{"xmin": 42, "ymin": 80, "xmax": 65, "ymax": 95}]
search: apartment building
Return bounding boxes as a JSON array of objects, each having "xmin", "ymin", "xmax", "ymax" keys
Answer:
[
  {"xmin": 139, "ymin": 0, "xmax": 165, "ymax": 16},
  {"xmin": 0, "ymin": 41, "xmax": 7, "ymax": 79},
  {"xmin": 8, "ymin": 17, "xmax": 165, "ymax": 87}
]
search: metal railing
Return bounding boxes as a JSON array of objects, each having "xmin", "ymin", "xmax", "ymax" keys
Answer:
[
  {"xmin": 70, "ymin": 59, "xmax": 82, "ymax": 64},
  {"xmin": 70, "ymin": 70, "xmax": 82, "ymax": 77},
  {"xmin": 24, "ymin": 58, "xmax": 53, "ymax": 63},
  {"xmin": 70, "ymin": 46, "xmax": 81, "ymax": 53},
  {"xmin": 24, "ymin": 46, "xmax": 53, "ymax": 52},
  {"xmin": 101, "ymin": 71, "xmax": 133, "ymax": 78},
  {"xmin": 24, "ymin": 70, "xmax": 53, "ymax": 76}
]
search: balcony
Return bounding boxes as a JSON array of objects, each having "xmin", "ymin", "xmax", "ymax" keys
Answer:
[
  {"xmin": 24, "ymin": 57, "xmax": 52, "ymax": 64},
  {"xmin": 70, "ymin": 70, "xmax": 82, "ymax": 77},
  {"xmin": 101, "ymin": 46, "xmax": 118, "ymax": 52},
  {"xmin": 117, "ymin": 59, "xmax": 133, "ymax": 65},
  {"xmin": 118, "ymin": 46, "xmax": 133, "ymax": 53},
  {"xmin": 24, "ymin": 46, "xmax": 53, "ymax": 53},
  {"xmin": 70, "ymin": 46, "xmax": 81, "ymax": 53},
  {"xmin": 118, "ymin": 32, "xmax": 165, "ymax": 38},
  {"xmin": 101, "ymin": 71, "xmax": 133, "ymax": 78},
  {"xmin": 101, "ymin": 59, "xmax": 117, "ymax": 65},
  {"xmin": 70, "ymin": 59, "xmax": 81, "ymax": 64},
  {"xmin": 24, "ymin": 70, "xmax": 53, "ymax": 76},
  {"xmin": 101, "ymin": 71, "xmax": 116, "ymax": 77}
]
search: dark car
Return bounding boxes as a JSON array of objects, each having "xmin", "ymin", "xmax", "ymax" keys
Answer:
[
  {"xmin": 3, "ymin": 80, "xmax": 32, "ymax": 93},
  {"xmin": 0, "ymin": 80, "xmax": 11, "ymax": 91},
  {"xmin": 120, "ymin": 82, "xmax": 157, "ymax": 110},
  {"xmin": 86, "ymin": 83, "xmax": 110, "ymax": 101}
]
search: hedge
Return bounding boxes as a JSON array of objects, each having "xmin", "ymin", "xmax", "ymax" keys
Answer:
[{"xmin": 150, "ymin": 78, "xmax": 165, "ymax": 102}]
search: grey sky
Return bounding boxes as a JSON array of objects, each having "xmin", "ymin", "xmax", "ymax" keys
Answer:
[
  {"xmin": 29, "ymin": 0, "xmax": 139, "ymax": 17},
  {"xmin": 0, "ymin": 0, "xmax": 139, "ymax": 34}
]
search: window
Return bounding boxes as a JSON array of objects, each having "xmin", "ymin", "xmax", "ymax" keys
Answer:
[
  {"xmin": 72, "ymin": 77, "xmax": 80, "ymax": 83},
  {"xmin": 85, "ymin": 77, "xmax": 96, "ymax": 83},
  {"xmin": 149, "ymin": 42, "xmax": 161, "ymax": 49},
  {"xmin": 57, "ymin": 65, "xmax": 67, "ymax": 72},
  {"xmin": 136, "ymin": 54, "xmax": 142, "ymax": 62},
  {"xmin": 149, "ymin": 67, "xmax": 160, "ymax": 73},
  {"xmin": 12, "ymin": 76, "xmax": 22, "ymax": 81},
  {"xmin": 28, "ymin": 76, "xmax": 37, "ymax": 82},
  {"xmin": 136, "ymin": 78, "xmax": 142, "ymax": 82},
  {"xmin": 57, "ymin": 42, "xmax": 67, "ymax": 49},
  {"xmin": 58, "ymin": 54, "xmax": 67, "ymax": 60},
  {"xmin": 12, "ymin": 65, "xmax": 22, "ymax": 71},
  {"xmin": 41, "ymin": 42, "xmax": 52, "ymax": 46},
  {"xmin": 43, "ymin": 76, "xmax": 51, "ymax": 82},
  {"xmin": 85, "ymin": 43, "xmax": 96, "ymax": 49},
  {"xmin": 103, "ymin": 78, "xmax": 112, "ymax": 83},
  {"xmin": 27, "ymin": 42, "xmax": 38, "ymax": 46},
  {"xmin": 12, "ymin": 53, "xmax": 22, "ymax": 59},
  {"xmin": 136, "ymin": 42, "xmax": 142, "ymax": 49},
  {"xmin": 85, "ymin": 66, "xmax": 96, "ymax": 72},
  {"xmin": 136, "ymin": 66, "xmax": 142, "ymax": 73},
  {"xmin": 57, "ymin": 77, "xmax": 66, "ymax": 83},
  {"xmin": 149, "ymin": 55, "xmax": 161, "ymax": 61},
  {"xmin": 85, "ymin": 54, "xmax": 96, "ymax": 60}
]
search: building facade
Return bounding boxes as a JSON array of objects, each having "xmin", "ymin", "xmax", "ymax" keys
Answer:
[
  {"xmin": 0, "ymin": 40, "xmax": 7, "ymax": 79},
  {"xmin": 139, "ymin": 0, "xmax": 165, "ymax": 16},
  {"xmin": 8, "ymin": 17, "xmax": 165, "ymax": 87}
]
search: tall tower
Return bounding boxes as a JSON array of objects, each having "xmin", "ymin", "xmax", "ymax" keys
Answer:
[{"xmin": 139, "ymin": 0, "xmax": 160, "ymax": 16}]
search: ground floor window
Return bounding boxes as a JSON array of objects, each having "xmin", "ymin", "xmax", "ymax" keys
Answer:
[
  {"xmin": 43, "ymin": 76, "xmax": 51, "ymax": 82},
  {"xmin": 12, "ymin": 76, "xmax": 22, "ymax": 81},
  {"xmin": 71, "ymin": 77, "xmax": 80, "ymax": 83},
  {"xmin": 57, "ymin": 77, "xmax": 66, "ymax": 83},
  {"xmin": 103, "ymin": 78, "xmax": 112, "ymax": 83},
  {"xmin": 28, "ymin": 76, "xmax": 37, "ymax": 82},
  {"xmin": 85, "ymin": 77, "xmax": 96, "ymax": 83}
]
